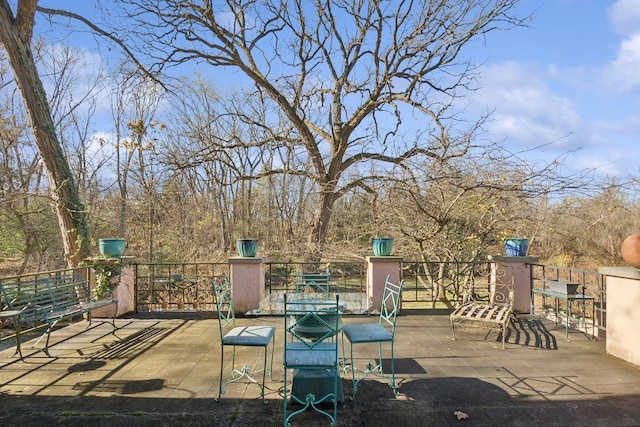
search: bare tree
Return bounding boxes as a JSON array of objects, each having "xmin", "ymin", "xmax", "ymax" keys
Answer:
[
  {"xmin": 0, "ymin": 0, "xmax": 89, "ymax": 266},
  {"xmin": 104, "ymin": 0, "xmax": 531, "ymax": 261}
]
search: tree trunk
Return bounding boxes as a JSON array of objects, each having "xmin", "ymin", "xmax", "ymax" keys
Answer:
[
  {"xmin": 307, "ymin": 186, "xmax": 336, "ymax": 262},
  {"xmin": 0, "ymin": 0, "xmax": 89, "ymax": 267}
]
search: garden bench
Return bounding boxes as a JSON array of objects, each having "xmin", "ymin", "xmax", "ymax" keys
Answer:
[
  {"xmin": 295, "ymin": 268, "xmax": 331, "ymax": 294},
  {"xmin": 450, "ymin": 266, "xmax": 515, "ymax": 348},
  {"xmin": 0, "ymin": 271, "xmax": 118, "ymax": 357}
]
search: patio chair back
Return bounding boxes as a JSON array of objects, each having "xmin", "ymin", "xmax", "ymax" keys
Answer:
[
  {"xmin": 283, "ymin": 293, "xmax": 341, "ymax": 426},
  {"xmin": 295, "ymin": 268, "xmax": 331, "ymax": 294},
  {"xmin": 211, "ymin": 277, "xmax": 275, "ymax": 404},
  {"xmin": 378, "ymin": 275, "xmax": 404, "ymax": 332},
  {"xmin": 212, "ymin": 276, "xmax": 236, "ymax": 336}
]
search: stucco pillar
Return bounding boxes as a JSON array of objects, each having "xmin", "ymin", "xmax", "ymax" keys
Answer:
[
  {"xmin": 599, "ymin": 266, "xmax": 640, "ymax": 367},
  {"xmin": 229, "ymin": 256, "xmax": 266, "ymax": 315},
  {"xmin": 91, "ymin": 256, "xmax": 136, "ymax": 318},
  {"xmin": 487, "ymin": 255, "xmax": 538, "ymax": 314},
  {"xmin": 366, "ymin": 256, "xmax": 403, "ymax": 311}
]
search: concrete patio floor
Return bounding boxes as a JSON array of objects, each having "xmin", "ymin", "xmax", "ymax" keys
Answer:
[{"xmin": 1, "ymin": 310, "xmax": 640, "ymax": 426}]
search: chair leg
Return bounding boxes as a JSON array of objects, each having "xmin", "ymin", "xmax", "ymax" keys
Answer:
[
  {"xmin": 260, "ymin": 346, "xmax": 268, "ymax": 404},
  {"xmin": 269, "ymin": 338, "xmax": 275, "ymax": 380},
  {"xmin": 389, "ymin": 341, "xmax": 397, "ymax": 395},
  {"xmin": 349, "ymin": 343, "xmax": 357, "ymax": 400},
  {"xmin": 333, "ymin": 367, "xmax": 338, "ymax": 427},
  {"xmin": 283, "ymin": 367, "xmax": 288, "ymax": 426},
  {"xmin": 218, "ymin": 345, "xmax": 270, "ymax": 404},
  {"xmin": 216, "ymin": 345, "xmax": 225, "ymax": 401},
  {"xmin": 348, "ymin": 340, "xmax": 398, "ymax": 400},
  {"xmin": 377, "ymin": 341, "xmax": 398, "ymax": 394}
]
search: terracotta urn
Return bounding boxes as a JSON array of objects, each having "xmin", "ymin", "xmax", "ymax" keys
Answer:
[{"xmin": 621, "ymin": 233, "xmax": 640, "ymax": 268}]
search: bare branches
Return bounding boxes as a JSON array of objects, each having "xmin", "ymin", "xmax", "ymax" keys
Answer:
[{"xmin": 35, "ymin": 5, "xmax": 167, "ymax": 91}]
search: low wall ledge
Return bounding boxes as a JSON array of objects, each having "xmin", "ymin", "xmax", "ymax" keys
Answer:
[
  {"xmin": 487, "ymin": 255, "xmax": 539, "ymax": 263},
  {"xmin": 598, "ymin": 266, "xmax": 640, "ymax": 280}
]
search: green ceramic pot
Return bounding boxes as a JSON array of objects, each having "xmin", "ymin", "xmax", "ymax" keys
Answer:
[
  {"xmin": 504, "ymin": 238, "xmax": 529, "ymax": 257},
  {"xmin": 236, "ymin": 238, "xmax": 258, "ymax": 257},
  {"xmin": 372, "ymin": 237, "xmax": 394, "ymax": 256},
  {"xmin": 98, "ymin": 238, "xmax": 127, "ymax": 258}
]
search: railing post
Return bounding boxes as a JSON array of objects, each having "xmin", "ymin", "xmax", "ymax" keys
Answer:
[
  {"xmin": 366, "ymin": 256, "xmax": 403, "ymax": 310},
  {"xmin": 488, "ymin": 255, "xmax": 538, "ymax": 314},
  {"xmin": 229, "ymin": 256, "xmax": 266, "ymax": 315}
]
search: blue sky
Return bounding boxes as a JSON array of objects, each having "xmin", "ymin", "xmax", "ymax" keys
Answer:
[
  {"xmin": 465, "ymin": 0, "xmax": 640, "ymax": 178},
  {"xmin": 32, "ymin": 0, "xmax": 640, "ymax": 180}
]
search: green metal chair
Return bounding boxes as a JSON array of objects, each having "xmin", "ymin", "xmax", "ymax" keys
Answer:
[
  {"xmin": 283, "ymin": 293, "xmax": 341, "ymax": 427},
  {"xmin": 295, "ymin": 268, "xmax": 331, "ymax": 294},
  {"xmin": 211, "ymin": 277, "xmax": 275, "ymax": 404},
  {"xmin": 341, "ymin": 275, "xmax": 404, "ymax": 399}
]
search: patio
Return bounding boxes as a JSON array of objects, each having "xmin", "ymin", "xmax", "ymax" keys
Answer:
[{"xmin": 1, "ymin": 311, "xmax": 640, "ymax": 426}]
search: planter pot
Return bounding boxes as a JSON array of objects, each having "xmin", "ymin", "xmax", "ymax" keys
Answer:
[
  {"xmin": 192, "ymin": 301, "xmax": 200, "ymax": 309},
  {"xmin": 372, "ymin": 238, "xmax": 394, "ymax": 256},
  {"xmin": 236, "ymin": 238, "xmax": 258, "ymax": 257},
  {"xmin": 504, "ymin": 238, "xmax": 529, "ymax": 257},
  {"xmin": 99, "ymin": 238, "xmax": 127, "ymax": 258}
]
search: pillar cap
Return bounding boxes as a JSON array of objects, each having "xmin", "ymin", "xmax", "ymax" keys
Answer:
[
  {"xmin": 366, "ymin": 256, "xmax": 403, "ymax": 263},
  {"xmin": 599, "ymin": 266, "xmax": 640, "ymax": 279},
  {"xmin": 229, "ymin": 256, "xmax": 266, "ymax": 264}
]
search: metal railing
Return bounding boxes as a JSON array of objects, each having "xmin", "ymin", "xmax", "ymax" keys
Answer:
[
  {"xmin": 401, "ymin": 261, "xmax": 493, "ymax": 308},
  {"xmin": 133, "ymin": 262, "xmax": 229, "ymax": 313},
  {"xmin": 265, "ymin": 261, "xmax": 367, "ymax": 293},
  {"xmin": 0, "ymin": 260, "xmax": 606, "ymax": 344}
]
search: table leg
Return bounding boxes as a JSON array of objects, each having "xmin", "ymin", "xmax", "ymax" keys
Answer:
[
  {"xmin": 14, "ymin": 315, "xmax": 22, "ymax": 360},
  {"xmin": 565, "ymin": 296, "xmax": 570, "ymax": 341}
]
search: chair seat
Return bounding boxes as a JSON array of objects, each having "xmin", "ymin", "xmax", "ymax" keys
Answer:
[
  {"xmin": 223, "ymin": 325, "xmax": 275, "ymax": 346},
  {"xmin": 343, "ymin": 323, "xmax": 392, "ymax": 343},
  {"xmin": 284, "ymin": 341, "xmax": 338, "ymax": 368}
]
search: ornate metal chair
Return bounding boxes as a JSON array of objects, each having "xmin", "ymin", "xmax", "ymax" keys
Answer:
[
  {"xmin": 211, "ymin": 277, "xmax": 276, "ymax": 404},
  {"xmin": 295, "ymin": 268, "xmax": 331, "ymax": 294},
  {"xmin": 450, "ymin": 264, "xmax": 515, "ymax": 348},
  {"xmin": 341, "ymin": 275, "xmax": 404, "ymax": 399},
  {"xmin": 283, "ymin": 293, "xmax": 341, "ymax": 426}
]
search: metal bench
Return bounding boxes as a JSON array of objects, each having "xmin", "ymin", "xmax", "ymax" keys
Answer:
[
  {"xmin": 295, "ymin": 268, "xmax": 331, "ymax": 294},
  {"xmin": 450, "ymin": 265, "xmax": 515, "ymax": 348},
  {"xmin": 0, "ymin": 271, "xmax": 118, "ymax": 357}
]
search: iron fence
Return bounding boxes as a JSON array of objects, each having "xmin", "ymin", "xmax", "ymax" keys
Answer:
[
  {"xmin": 0, "ymin": 260, "xmax": 606, "ymax": 345},
  {"xmin": 133, "ymin": 262, "xmax": 229, "ymax": 313},
  {"xmin": 265, "ymin": 261, "xmax": 367, "ymax": 293}
]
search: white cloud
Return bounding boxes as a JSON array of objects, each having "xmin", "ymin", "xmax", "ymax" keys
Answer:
[
  {"xmin": 467, "ymin": 60, "xmax": 640, "ymax": 177},
  {"xmin": 87, "ymin": 131, "xmax": 117, "ymax": 157},
  {"xmin": 601, "ymin": 33, "xmax": 640, "ymax": 93},
  {"xmin": 469, "ymin": 61, "xmax": 583, "ymax": 152},
  {"xmin": 607, "ymin": 0, "xmax": 640, "ymax": 36}
]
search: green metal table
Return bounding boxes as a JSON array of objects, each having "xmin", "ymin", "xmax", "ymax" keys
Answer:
[{"xmin": 531, "ymin": 288, "xmax": 595, "ymax": 341}]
